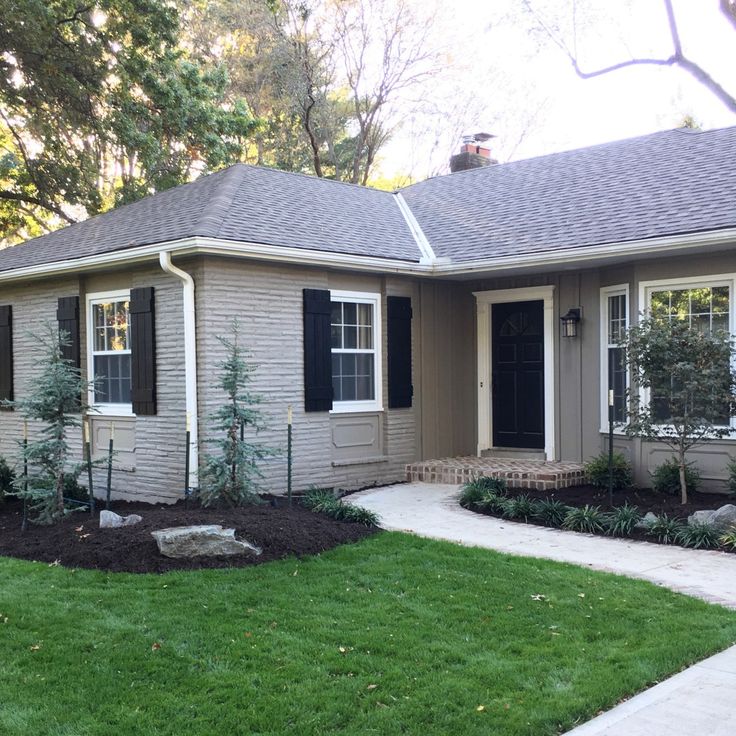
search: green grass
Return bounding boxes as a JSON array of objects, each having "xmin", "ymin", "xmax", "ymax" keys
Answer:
[{"xmin": 1, "ymin": 533, "xmax": 735, "ymax": 736}]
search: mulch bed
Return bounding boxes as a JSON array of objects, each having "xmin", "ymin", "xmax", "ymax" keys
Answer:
[
  {"xmin": 498, "ymin": 484, "xmax": 732, "ymax": 518},
  {"xmin": 466, "ymin": 484, "xmax": 736, "ymax": 549},
  {"xmin": 0, "ymin": 498, "xmax": 378, "ymax": 574}
]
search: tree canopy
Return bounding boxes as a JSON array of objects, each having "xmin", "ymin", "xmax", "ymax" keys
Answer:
[{"xmin": 0, "ymin": 0, "xmax": 257, "ymax": 244}]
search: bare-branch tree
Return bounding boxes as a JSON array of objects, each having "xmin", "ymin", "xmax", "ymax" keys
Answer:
[{"xmin": 523, "ymin": 0, "xmax": 736, "ymax": 114}]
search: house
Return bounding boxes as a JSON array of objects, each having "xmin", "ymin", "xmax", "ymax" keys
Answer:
[{"xmin": 0, "ymin": 125, "xmax": 735, "ymax": 502}]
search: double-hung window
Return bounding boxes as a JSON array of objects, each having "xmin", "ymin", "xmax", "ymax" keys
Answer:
[
  {"xmin": 330, "ymin": 290, "xmax": 382, "ymax": 412},
  {"xmin": 88, "ymin": 291, "xmax": 132, "ymax": 411},
  {"xmin": 600, "ymin": 285, "xmax": 629, "ymax": 429},
  {"xmin": 644, "ymin": 278, "xmax": 732, "ymax": 427}
]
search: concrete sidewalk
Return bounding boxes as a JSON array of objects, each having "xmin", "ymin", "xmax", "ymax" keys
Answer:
[{"xmin": 347, "ymin": 482, "xmax": 736, "ymax": 736}]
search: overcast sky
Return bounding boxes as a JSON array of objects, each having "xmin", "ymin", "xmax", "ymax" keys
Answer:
[{"xmin": 379, "ymin": 0, "xmax": 736, "ymax": 179}]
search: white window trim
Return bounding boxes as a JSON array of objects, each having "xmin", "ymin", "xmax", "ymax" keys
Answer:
[
  {"xmin": 328, "ymin": 289, "xmax": 383, "ymax": 414},
  {"xmin": 638, "ymin": 272, "xmax": 736, "ymax": 435},
  {"xmin": 473, "ymin": 286, "xmax": 556, "ymax": 461},
  {"xmin": 86, "ymin": 289, "xmax": 135, "ymax": 417},
  {"xmin": 599, "ymin": 284, "xmax": 629, "ymax": 434}
]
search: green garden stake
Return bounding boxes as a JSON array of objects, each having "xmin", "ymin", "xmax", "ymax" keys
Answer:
[
  {"xmin": 608, "ymin": 389, "xmax": 614, "ymax": 508},
  {"xmin": 21, "ymin": 420, "xmax": 28, "ymax": 533},
  {"xmin": 287, "ymin": 405, "xmax": 293, "ymax": 508},
  {"xmin": 184, "ymin": 412, "xmax": 191, "ymax": 508},
  {"xmin": 85, "ymin": 419, "xmax": 95, "ymax": 515},
  {"xmin": 106, "ymin": 422, "xmax": 114, "ymax": 511}
]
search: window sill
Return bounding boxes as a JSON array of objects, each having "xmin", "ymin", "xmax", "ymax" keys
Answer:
[
  {"xmin": 330, "ymin": 404, "xmax": 384, "ymax": 415},
  {"xmin": 91, "ymin": 405, "xmax": 136, "ymax": 418},
  {"xmin": 332, "ymin": 455, "xmax": 389, "ymax": 467}
]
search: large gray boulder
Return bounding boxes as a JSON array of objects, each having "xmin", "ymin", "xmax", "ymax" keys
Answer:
[
  {"xmin": 100, "ymin": 510, "xmax": 143, "ymax": 528},
  {"xmin": 688, "ymin": 504, "xmax": 736, "ymax": 531},
  {"xmin": 151, "ymin": 525, "xmax": 262, "ymax": 558}
]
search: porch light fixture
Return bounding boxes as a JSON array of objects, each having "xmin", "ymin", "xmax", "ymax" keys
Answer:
[{"xmin": 560, "ymin": 307, "xmax": 582, "ymax": 338}]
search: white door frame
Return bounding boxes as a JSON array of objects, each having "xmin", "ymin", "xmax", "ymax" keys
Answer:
[{"xmin": 473, "ymin": 286, "xmax": 556, "ymax": 461}]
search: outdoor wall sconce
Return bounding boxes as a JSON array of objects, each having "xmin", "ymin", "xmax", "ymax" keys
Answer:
[{"xmin": 560, "ymin": 307, "xmax": 582, "ymax": 338}]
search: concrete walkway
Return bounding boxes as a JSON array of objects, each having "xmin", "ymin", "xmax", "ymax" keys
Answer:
[{"xmin": 347, "ymin": 482, "xmax": 736, "ymax": 736}]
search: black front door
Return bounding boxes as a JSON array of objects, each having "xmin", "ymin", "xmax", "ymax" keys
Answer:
[{"xmin": 491, "ymin": 300, "xmax": 545, "ymax": 449}]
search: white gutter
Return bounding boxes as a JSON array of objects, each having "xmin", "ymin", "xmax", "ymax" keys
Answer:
[
  {"xmin": 159, "ymin": 251, "xmax": 199, "ymax": 491},
  {"xmin": 1, "ymin": 227, "xmax": 735, "ymax": 285}
]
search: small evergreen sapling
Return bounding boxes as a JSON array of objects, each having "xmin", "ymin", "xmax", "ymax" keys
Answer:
[
  {"xmin": 6, "ymin": 326, "xmax": 92, "ymax": 524},
  {"xmin": 198, "ymin": 321, "xmax": 275, "ymax": 507}
]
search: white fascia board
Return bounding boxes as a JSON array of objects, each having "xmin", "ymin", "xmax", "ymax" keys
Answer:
[
  {"xmin": 393, "ymin": 192, "xmax": 436, "ymax": 265},
  {"xmin": 0, "ymin": 236, "xmax": 434, "ymax": 284},
  {"xmin": 1, "ymin": 227, "xmax": 735, "ymax": 284},
  {"xmin": 435, "ymin": 228, "xmax": 736, "ymax": 276}
]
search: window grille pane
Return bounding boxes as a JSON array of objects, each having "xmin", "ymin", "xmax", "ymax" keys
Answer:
[
  {"xmin": 94, "ymin": 354, "xmax": 131, "ymax": 404},
  {"xmin": 343, "ymin": 302, "xmax": 356, "ymax": 324}
]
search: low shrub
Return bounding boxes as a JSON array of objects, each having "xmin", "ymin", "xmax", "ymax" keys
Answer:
[
  {"xmin": 562, "ymin": 505, "xmax": 607, "ymax": 534},
  {"xmin": 677, "ymin": 522, "xmax": 721, "ymax": 550},
  {"xmin": 534, "ymin": 498, "xmax": 569, "ymax": 527},
  {"xmin": 0, "ymin": 456, "xmax": 14, "ymax": 501},
  {"xmin": 62, "ymin": 473, "xmax": 90, "ymax": 503},
  {"xmin": 501, "ymin": 494, "xmax": 537, "ymax": 522},
  {"xmin": 651, "ymin": 459, "xmax": 700, "ymax": 496},
  {"xmin": 606, "ymin": 503, "xmax": 642, "ymax": 537},
  {"xmin": 728, "ymin": 458, "xmax": 736, "ymax": 497},
  {"xmin": 301, "ymin": 487, "xmax": 378, "ymax": 527},
  {"xmin": 583, "ymin": 452, "xmax": 633, "ymax": 491},
  {"xmin": 647, "ymin": 514, "xmax": 684, "ymax": 544},
  {"xmin": 720, "ymin": 529, "xmax": 736, "ymax": 551}
]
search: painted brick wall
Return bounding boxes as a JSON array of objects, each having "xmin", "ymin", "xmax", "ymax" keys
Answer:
[{"xmin": 196, "ymin": 257, "xmax": 421, "ymax": 494}]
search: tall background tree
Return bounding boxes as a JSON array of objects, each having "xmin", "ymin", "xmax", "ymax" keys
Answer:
[{"xmin": 0, "ymin": 0, "xmax": 257, "ymax": 245}]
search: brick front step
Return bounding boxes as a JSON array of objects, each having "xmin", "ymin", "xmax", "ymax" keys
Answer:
[{"xmin": 406, "ymin": 457, "xmax": 586, "ymax": 491}]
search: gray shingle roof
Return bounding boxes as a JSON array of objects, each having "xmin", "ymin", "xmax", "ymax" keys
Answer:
[
  {"xmin": 1, "ymin": 125, "xmax": 735, "ymax": 275},
  {"xmin": 0, "ymin": 164, "xmax": 422, "ymax": 273},
  {"xmin": 401, "ymin": 126, "xmax": 736, "ymax": 263}
]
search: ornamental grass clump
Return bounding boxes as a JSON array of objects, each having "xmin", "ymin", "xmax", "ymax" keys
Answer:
[
  {"xmin": 459, "ymin": 477, "xmax": 507, "ymax": 509},
  {"xmin": 500, "ymin": 494, "xmax": 537, "ymax": 522},
  {"xmin": 647, "ymin": 514, "xmax": 684, "ymax": 545},
  {"xmin": 719, "ymin": 529, "xmax": 736, "ymax": 551},
  {"xmin": 562, "ymin": 505, "xmax": 607, "ymax": 534},
  {"xmin": 606, "ymin": 503, "xmax": 642, "ymax": 537},
  {"xmin": 198, "ymin": 320, "xmax": 275, "ymax": 508},
  {"xmin": 534, "ymin": 498, "xmax": 569, "ymax": 527},
  {"xmin": 302, "ymin": 487, "xmax": 378, "ymax": 526},
  {"xmin": 676, "ymin": 522, "xmax": 721, "ymax": 550}
]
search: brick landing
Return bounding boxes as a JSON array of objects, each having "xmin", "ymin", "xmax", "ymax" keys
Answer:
[{"xmin": 406, "ymin": 456, "xmax": 585, "ymax": 491}]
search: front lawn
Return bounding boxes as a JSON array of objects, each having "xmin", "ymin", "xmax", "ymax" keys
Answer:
[{"xmin": 1, "ymin": 533, "xmax": 735, "ymax": 735}]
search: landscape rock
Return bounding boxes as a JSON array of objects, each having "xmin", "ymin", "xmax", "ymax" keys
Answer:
[
  {"xmin": 100, "ymin": 510, "xmax": 143, "ymax": 528},
  {"xmin": 636, "ymin": 512, "xmax": 658, "ymax": 529},
  {"xmin": 151, "ymin": 525, "xmax": 262, "ymax": 559},
  {"xmin": 688, "ymin": 504, "xmax": 736, "ymax": 531},
  {"xmin": 688, "ymin": 509, "xmax": 715, "ymax": 526}
]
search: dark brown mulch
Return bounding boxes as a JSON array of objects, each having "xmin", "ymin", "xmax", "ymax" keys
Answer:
[
  {"xmin": 502, "ymin": 484, "xmax": 730, "ymax": 518},
  {"xmin": 0, "ymin": 498, "xmax": 377, "ymax": 574},
  {"xmin": 466, "ymin": 484, "xmax": 736, "ymax": 549}
]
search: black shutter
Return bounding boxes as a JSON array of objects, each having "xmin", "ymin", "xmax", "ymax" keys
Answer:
[
  {"xmin": 57, "ymin": 296, "xmax": 80, "ymax": 368},
  {"xmin": 130, "ymin": 287, "xmax": 156, "ymax": 415},
  {"xmin": 387, "ymin": 296, "xmax": 413, "ymax": 408},
  {"xmin": 0, "ymin": 305, "xmax": 12, "ymax": 407},
  {"xmin": 303, "ymin": 288, "xmax": 333, "ymax": 412}
]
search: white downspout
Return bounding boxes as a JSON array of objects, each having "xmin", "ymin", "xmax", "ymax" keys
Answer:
[{"xmin": 159, "ymin": 251, "xmax": 199, "ymax": 491}]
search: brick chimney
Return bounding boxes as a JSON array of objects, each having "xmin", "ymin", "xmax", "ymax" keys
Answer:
[{"xmin": 450, "ymin": 133, "xmax": 497, "ymax": 172}]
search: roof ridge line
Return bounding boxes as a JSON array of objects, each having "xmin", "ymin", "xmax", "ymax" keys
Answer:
[
  {"xmin": 193, "ymin": 166, "xmax": 246, "ymax": 238},
  {"xmin": 393, "ymin": 191, "xmax": 437, "ymax": 264}
]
